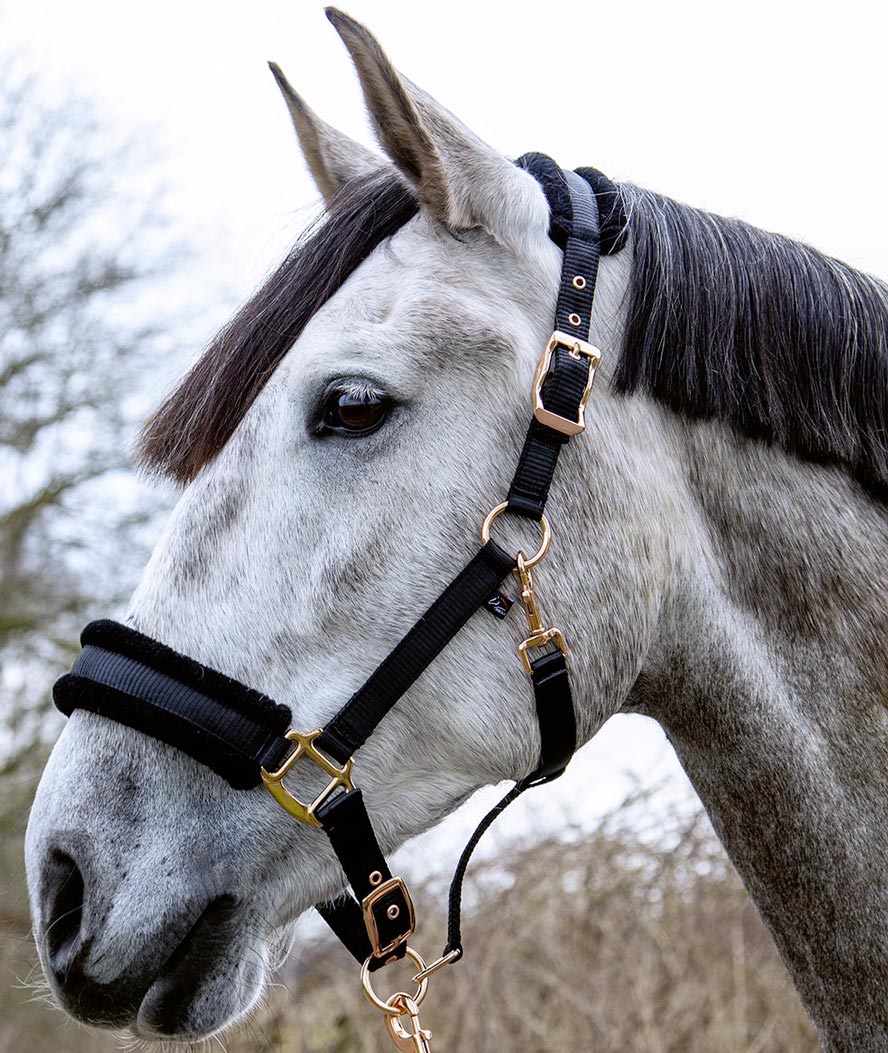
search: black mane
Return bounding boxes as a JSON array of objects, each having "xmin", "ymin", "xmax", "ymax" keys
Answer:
[
  {"xmin": 616, "ymin": 184, "xmax": 888, "ymax": 497},
  {"xmin": 140, "ymin": 169, "xmax": 888, "ymax": 498}
]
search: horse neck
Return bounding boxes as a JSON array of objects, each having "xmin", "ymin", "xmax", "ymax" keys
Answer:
[{"xmin": 627, "ymin": 419, "xmax": 888, "ymax": 1053}]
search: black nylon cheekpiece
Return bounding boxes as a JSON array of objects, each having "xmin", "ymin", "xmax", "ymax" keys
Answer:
[{"xmin": 53, "ymin": 620, "xmax": 293, "ymax": 789}]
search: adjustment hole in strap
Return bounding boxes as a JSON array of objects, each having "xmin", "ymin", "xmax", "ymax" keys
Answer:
[{"xmin": 480, "ymin": 502, "xmax": 551, "ymax": 568}]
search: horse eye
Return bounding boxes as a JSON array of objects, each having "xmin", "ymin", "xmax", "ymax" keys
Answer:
[{"xmin": 317, "ymin": 390, "xmax": 392, "ymax": 437}]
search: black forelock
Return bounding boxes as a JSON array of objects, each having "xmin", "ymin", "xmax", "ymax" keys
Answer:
[{"xmin": 138, "ymin": 170, "xmax": 418, "ymax": 482}]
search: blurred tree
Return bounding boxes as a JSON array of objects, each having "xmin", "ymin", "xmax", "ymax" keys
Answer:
[
  {"xmin": 0, "ymin": 58, "xmax": 187, "ymax": 1046},
  {"xmin": 0, "ymin": 62, "xmax": 181, "ymax": 777}
]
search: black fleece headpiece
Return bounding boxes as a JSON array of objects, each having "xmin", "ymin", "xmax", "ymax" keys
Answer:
[{"xmin": 516, "ymin": 152, "xmax": 627, "ymax": 255}]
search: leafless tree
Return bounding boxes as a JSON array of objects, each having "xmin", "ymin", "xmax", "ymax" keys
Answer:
[
  {"xmin": 0, "ymin": 63, "xmax": 189, "ymax": 1034},
  {"xmin": 0, "ymin": 62, "xmax": 182, "ymax": 776}
]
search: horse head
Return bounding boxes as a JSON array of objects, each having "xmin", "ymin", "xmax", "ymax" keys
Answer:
[
  {"xmin": 24, "ymin": 10, "xmax": 645, "ymax": 1040},
  {"xmin": 25, "ymin": 10, "xmax": 888, "ymax": 1051}
]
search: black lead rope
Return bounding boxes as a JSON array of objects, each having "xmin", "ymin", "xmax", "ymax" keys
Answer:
[{"xmin": 52, "ymin": 155, "xmax": 624, "ymax": 984}]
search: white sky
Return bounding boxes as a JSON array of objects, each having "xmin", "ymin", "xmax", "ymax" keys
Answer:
[{"xmin": 4, "ymin": 1, "xmax": 886, "ymax": 868}]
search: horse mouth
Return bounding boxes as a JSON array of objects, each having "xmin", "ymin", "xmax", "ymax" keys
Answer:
[
  {"xmin": 135, "ymin": 961, "xmax": 262, "ymax": 1042},
  {"xmin": 41, "ymin": 880, "xmax": 265, "ymax": 1041},
  {"xmin": 132, "ymin": 895, "xmax": 265, "ymax": 1039}
]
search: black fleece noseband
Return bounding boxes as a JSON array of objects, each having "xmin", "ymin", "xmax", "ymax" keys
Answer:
[
  {"xmin": 55, "ymin": 620, "xmax": 293, "ymax": 789},
  {"xmin": 54, "ymin": 154, "xmax": 624, "ymax": 981}
]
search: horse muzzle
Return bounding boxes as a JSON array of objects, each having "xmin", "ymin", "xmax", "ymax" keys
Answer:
[{"xmin": 33, "ymin": 836, "xmax": 261, "ymax": 1039}]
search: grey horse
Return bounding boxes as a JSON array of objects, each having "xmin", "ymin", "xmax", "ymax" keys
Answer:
[{"xmin": 25, "ymin": 8, "xmax": 887, "ymax": 1051}]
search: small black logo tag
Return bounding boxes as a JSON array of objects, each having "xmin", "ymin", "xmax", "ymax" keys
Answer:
[{"xmin": 484, "ymin": 591, "xmax": 513, "ymax": 619}]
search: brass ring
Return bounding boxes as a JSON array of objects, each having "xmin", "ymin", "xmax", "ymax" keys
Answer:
[
  {"xmin": 480, "ymin": 502, "xmax": 551, "ymax": 568},
  {"xmin": 361, "ymin": 947, "xmax": 429, "ymax": 1016}
]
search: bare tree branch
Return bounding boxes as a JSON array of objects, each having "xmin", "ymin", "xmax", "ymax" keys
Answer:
[{"xmin": 0, "ymin": 61, "xmax": 184, "ymax": 750}]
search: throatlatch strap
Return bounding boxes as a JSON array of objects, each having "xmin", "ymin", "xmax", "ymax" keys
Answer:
[
  {"xmin": 317, "ymin": 540, "xmax": 516, "ymax": 764},
  {"xmin": 53, "ymin": 620, "xmax": 292, "ymax": 789}
]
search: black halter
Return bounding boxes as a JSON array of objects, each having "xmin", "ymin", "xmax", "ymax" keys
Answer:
[{"xmin": 53, "ymin": 154, "xmax": 625, "ymax": 978}]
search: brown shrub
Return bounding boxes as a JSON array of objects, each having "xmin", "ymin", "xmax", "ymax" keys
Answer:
[{"xmin": 229, "ymin": 790, "xmax": 821, "ymax": 1053}]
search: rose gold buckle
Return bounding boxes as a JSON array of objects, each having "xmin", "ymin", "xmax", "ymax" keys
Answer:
[
  {"xmin": 531, "ymin": 330, "xmax": 602, "ymax": 436},
  {"xmin": 361, "ymin": 876, "xmax": 416, "ymax": 958},
  {"xmin": 260, "ymin": 728, "xmax": 354, "ymax": 827}
]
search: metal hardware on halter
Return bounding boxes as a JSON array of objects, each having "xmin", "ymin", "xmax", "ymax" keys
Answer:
[
  {"xmin": 362, "ymin": 948, "xmax": 433, "ymax": 1052},
  {"xmin": 260, "ymin": 728, "xmax": 354, "ymax": 827},
  {"xmin": 411, "ymin": 948, "xmax": 461, "ymax": 983},
  {"xmin": 362, "ymin": 876, "xmax": 416, "ymax": 958},
  {"xmin": 532, "ymin": 330, "xmax": 602, "ymax": 436},
  {"xmin": 362, "ymin": 946, "xmax": 430, "ymax": 1014},
  {"xmin": 516, "ymin": 552, "xmax": 568, "ymax": 675},
  {"xmin": 481, "ymin": 502, "xmax": 551, "ymax": 568},
  {"xmin": 384, "ymin": 994, "xmax": 433, "ymax": 1052}
]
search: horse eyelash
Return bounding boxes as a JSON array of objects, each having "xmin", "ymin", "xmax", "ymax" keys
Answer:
[
  {"xmin": 326, "ymin": 377, "xmax": 389, "ymax": 402},
  {"xmin": 307, "ymin": 377, "xmax": 397, "ymax": 437}
]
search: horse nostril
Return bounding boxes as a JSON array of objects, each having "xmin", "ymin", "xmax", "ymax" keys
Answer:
[{"xmin": 43, "ymin": 849, "xmax": 85, "ymax": 969}]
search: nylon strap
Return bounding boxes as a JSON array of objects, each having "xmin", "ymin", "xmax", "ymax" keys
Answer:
[
  {"xmin": 316, "ymin": 789, "xmax": 414, "ymax": 971},
  {"xmin": 507, "ymin": 170, "xmax": 602, "ymax": 519},
  {"xmin": 317, "ymin": 540, "xmax": 516, "ymax": 764}
]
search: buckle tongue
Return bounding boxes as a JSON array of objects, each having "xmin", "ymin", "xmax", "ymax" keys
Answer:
[
  {"xmin": 532, "ymin": 330, "xmax": 601, "ymax": 436},
  {"xmin": 260, "ymin": 728, "xmax": 354, "ymax": 827}
]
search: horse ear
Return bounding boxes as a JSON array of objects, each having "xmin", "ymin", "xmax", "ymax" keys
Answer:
[
  {"xmin": 324, "ymin": 8, "xmax": 548, "ymax": 251},
  {"xmin": 268, "ymin": 61, "xmax": 386, "ymax": 204}
]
